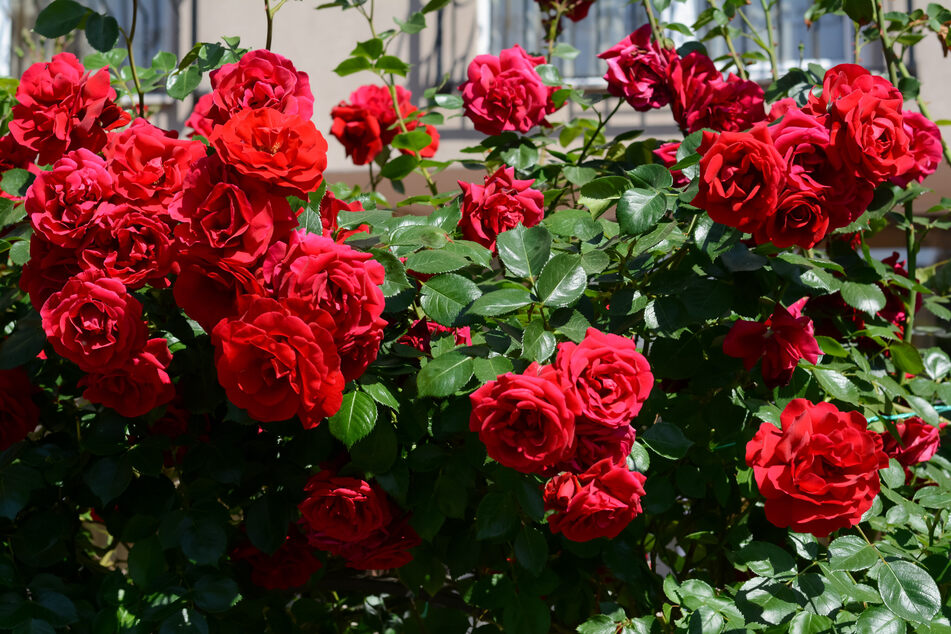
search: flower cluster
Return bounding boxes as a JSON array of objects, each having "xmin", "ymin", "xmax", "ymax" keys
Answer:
[
  {"xmin": 330, "ymin": 84, "xmax": 439, "ymax": 165},
  {"xmin": 457, "ymin": 165, "xmax": 544, "ymax": 250},
  {"xmin": 470, "ymin": 328, "xmax": 652, "ymax": 541}
]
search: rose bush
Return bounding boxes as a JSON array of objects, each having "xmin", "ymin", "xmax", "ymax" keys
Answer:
[{"xmin": 0, "ymin": 0, "xmax": 950, "ymax": 632}]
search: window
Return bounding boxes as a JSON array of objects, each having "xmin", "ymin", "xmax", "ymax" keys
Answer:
[{"xmin": 85, "ymin": 0, "xmax": 180, "ymax": 73}]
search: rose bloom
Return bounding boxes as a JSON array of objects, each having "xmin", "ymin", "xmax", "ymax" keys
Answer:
[
  {"xmin": 316, "ymin": 517, "xmax": 421, "ymax": 571},
  {"xmin": 77, "ymin": 204, "xmax": 175, "ymax": 289},
  {"xmin": 890, "ymin": 111, "xmax": 943, "ymax": 188},
  {"xmin": 746, "ymin": 399, "xmax": 888, "ymax": 537},
  {"xmin": 261, "ymin": 231, "xmax": 387, "ymax": 381},
  {"xmin": 319, "ymin": 190, "xmax": 369, "ymax": 242},
  {"xmin": 880, "ymin": 417, "xmax": 943, "ymax": 470},
  {"xmin": 723, "ymin": 298, "xmax": 821, "ymax": 388},
  {"xmin": 397, "ymin": 319, "xmax": 472, "ymax": 356},
  {"xmin": 458, "ymin": 165, "xmax": 544, "ymax": 251},
  {"xmin": 469, "ymin": 363, "xmax": 580, "ymax": 474},
  {"xmin": 171, "ymin": 155, "xmax": 298, "ymax": 267},
  {"xmin": 231, "ymin": 527, "xmax": 323, "ymax": 591},
  {"xmin": 79, "ymin": 338, "xmax": 175, "ymax": 418},
  {"xmin": 0, "ymin": 134, "xmax": 38, "ymax": 191},
  {"xmin": 8, "ymin": 52, "xmax": 129, "ymax": 164},
  {"xmin": 691, "ymin": 123, "xmax": 786, "ymax": 234},
  {"xmin": 668, "ymin": 52, "xmax": 765, "ymax": 134},
  {"xmin": 185, "ymin": 93, "xmax": 216, "ymax": 139},
  {"xmin": 207, "ymin": 49, "xmax": 313, "ymax": 125},
  {"xmin": 212, "ymin": 295, "xmax": 344, "ymax": 428},
  {"xmin": 40, "ymin": 270, "xmax": 147, "ymax": 373},
  {"xmin": 0, "ymin": 368, "xmax": 41, "ymax": 451},
  {"xmin": 211, "ymin": 107, "xmax": 328, "ymax": 197},
  {"xmin": 653, "ymin": 141, "xmax": 688, "ymax": 187},
  {"xmin": 460, "ymin": 44, "xmax": 557, "ymax": 136},
  {"xmin": 544, "ymin": 459, "xmax": 647, "ymax": 541},
  {"xmin": 554, "ymin": 422, "xmax": 637, "ymax": 474},
  {"xmin": 298, "ymin": 471, "xmax": 392, "ymax": 543},
  {"xmin": 329, "ymin": 85, "xmax": 412, "ymax": 165},
  {"xmin": 19, "ymin": 236, "xmax": 82, "ymax": 310},
  {"xmin": 350, "ymin": 84, "xmax": 413, "ymax": 146},
  {"xmin": 753, "ymin": 189, "xmax": 829, "ymax": 249},
  {"xmin": 25, "ymin": 148, "xmax": 114, "ymax": 248},
  {"xmin": 555, "ymin": 328, "xmax": 654, "ymax": 427},
  {"xmin": 103, "ymin": 119, "xmax": 206, "ymax": 217},
  {"xmin": 534, "ymin": 0, "xmax": 595, "ymax": 21},
  {"xmin": 598, "ymin": 25, "xmax": 677, "ymax": 111},
  {"xmin": 173, "ymin": 257, "xmax": 266, "ymax": 333}
]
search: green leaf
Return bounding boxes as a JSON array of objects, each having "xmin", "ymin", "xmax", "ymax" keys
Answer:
[
  {"xmin": 828, "ymin": 535, "xmax": 878, "ymax": 571},
  {"xmin": 151, "ymin": 50, "xmax": 177, "ymax": 71},
  {"xmin": 328, "ymin": 392, "xmax": 377, "ymax": 448},
  {"xmin": 922, "ymin": 347, "xmax": 951, "ymax": 380},
  {"xmin": 404, "ymin": 249, "xmax": 468, "ymax": 274},
  {"xmin": 159, "ymin": 608, "xmax": 208, "ymax": 634},
  {"xmin": 812, "ymin": 368, "xmax": 860, "ymax": 403},
  {"xmin": 562, "ymin": 166, "xmax": 597, "ymax": 186},
  {"xmin": 333, "ymin": 56, "xmax": 372, "ymax": 76},
  {"xmin": 391, "ymin": 130, "xmax": 433, "ymax": 152},
  {"xmin": 395, "ymin": 11, "xmax": 426, "ymax": 33},
  {"xmin": 905, "ymin": 394, "xmax": 941, "ymax": 427},
  {"xmin": 0, "ymin": 464, "xmax": 39, "ymax": 520},
  {"xmin": 551, "ymin": 42, "xmax": 580, "ymax": 59},
  {"xmin": 83, "ymin": 457, "xmax": 133, "ymax": 504},
  {"xmin": 380, "ymin": 154, "xmax": 418, "ymax": 180},
  {"xmin": 521, "ymin": 319, "xmax": 556, "ymax": 363},
  {"xmin": 877, "ymin": 560, "xmax": 941, "ymax": 623},
  {"xmin": 245, "ymin": 496, "xmax": 291, "ymax": 554},
  {"xmin": 350, "ymin": 421, "xmax": 398, "ymax": 474},
  {"xmin": 472, "ymin": 356, "xmax": 513, "ymax": 382},
  {"xmin": 514, "ymin": 526, "xmax": 548, "ymax": 576},
  {"xmin": 359, "ymin": 380, "xmax": 400, "ymax": 411},
  {"xmin": 534, "ymin": 64, "xmax": 563, "ymax": 86},
  {"xmin": 417, "ymin": 351, "xmax": 474, "ymax": 397},
  {"xmin": 500, "ymin": 144, "xmax": 539, "ymax": 170},
  {"xmin": 433, "ymin": 93, "xmax": 463, "ymax": 109},
  {"xmin": 787, "ymin": 612, "xmax": 833, "ymax": 634},
  {"xmin": 880, "ymin": 458, "xmax": 906, "ymax": 489},
  {"xmin": 687, "ymin": 607, "xmax": 724, "ymax": 634},
  {"xmin": 0, "ymin": 314, "xmax": 45, "ymax": 370},
  {"xmin": 544, "ymin": 208, "xmax": 601, "ymax": 240},
  {"xmin": 127, "ymin": 536, "xmax": 166, "ymax": 590},
  {"xmin": 503, "ymin": 596, "xmax": 550, "ymax": 634},
  {"xmin": 642, "ymin": 421, "xmax": 693, "ymax": 459},
  {"xmin": 578, "ymin": 176, "xmax": 630, "ymax": 215},
  {"xmin": 855, "ymin": 606, "xmax": 906, "ymax": 634},
  {"xmin": 735, "ymin": 541, "xmax": 797, "ymax": 579},
  {"xmin": 535, "ymin": 254, "xmax": 587, "ymax": 308},
  {"xmin": 192, "ymin": 575, "xmax": 240, "ymax": 613},
  {"xmin": 814, "ymin": 335, "xmax": 847, "ymax": 358},
  {"xmin": 9, "ymin": 240, "xmax": 29, "ymax": 266},
  {"xmin": 180, "ymin": 515, "xmax": 226, "ymax": 566},
  {"xmin": 1, "ymin": 169, "xmax": 34, "ymax": 197},
  {"xmin": 627, "ymin": 164, "xmax": 673, "ymax": 189},
  {"xmin": 34, "ymin": 0, "xmax": 88, "ymax": 38},
  {"xmin": 420, "ymin": 273, "xmax": 481, "ymax": 326},
  {"xmin": 496, "ymin": 223, "xmax": 552, "ymax": 279},
  {"xmin": 422, "ymin": 0, "xmax": 451, "ymax": 12},
  {"xmin": 84, "ymin": 13, "xmax": 119, "ymax": 51},
  {"xmin": 577, "ymin": 615, "xmax": 615, "ymax": 634},
  {"xmin": 469, "ymin": 288, "xmax": 532, "ymax": 316},
  {"xmin": 617, "ymin": 188, "xmax": 667, "ymax": 235},
  {"xmin": 0, "ymin": 199, "xmax": 23, "ymax": 230},
  {"xmin": 475, "ymin": 492, "xmax": 518, "ymax": 540},
  {"xmin": 13, "ymin": 620, "xmax": 55, "ymax": 634},
  {"xmin": 166, "ymin": 66, "xmax": 201, "ymax": 100},
  {"xmin": 375, "ymin": 55, "xmax": 410, "ymax": 76},
  {"xmin": 889, "ymin": 342, "xmax": 925, "ymax": 375},
  {"xmin": 840, "ymin": 281, "xmax": 887, "ymax": 315}
]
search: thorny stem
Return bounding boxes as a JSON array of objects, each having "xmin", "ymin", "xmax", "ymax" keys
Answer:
[
  {"xmin": 721, "ymin": 22, "xmax": 749, "ymax": 80},
  {"xmin": 759, "ymin": 0, "xmax": 779, "ymax": 81},
  {"xmin": 123, "ymin": 0, "xmax": 145, "ymax": 117},
  {"xmin": 264, "ymin": 0, "xmax": 288, "ymax": 51},
  {"xmin": 642, "ymin": 0, "xmax": 666, "ymax": 48},
  {"xmin": 904, "ymin": 201, "xmax": 918, "ymax": 345},
  {"xmin": 545, "ymin": 3, "xmax": 566, "ymax": 62}
]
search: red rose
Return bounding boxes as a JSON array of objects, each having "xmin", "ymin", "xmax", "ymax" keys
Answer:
[
  {"xmin": 555, "ymin": 422, "xmax": 637, "ymax": 474},
  {"xmin": 753, "ymin": 190, "xmax": 829, "ymax": 249},
  {"xmin": 261, "ymin": 231, "xmax": 387, "ymax": 381},
  {"xmin": 669, "ymin": 52, "xmax": 765, "ymax": 134},
  {"xmin": 79, "ymin": 338, "xmax": 175, "ymax": 418},
  {"xmin": 555, "ymin": 328, "xmax": 653, "ymax": 427},
  {"xmin": 25, "ymin": 148, "xmax": 114, "ymax": 248},
  {"xmin": 298, "ymin": 471, "xmax": 392, "ymax": 543},
  {"xmin": 881, "ymin": 417, "xmax": 943, "ymax": 470},
  {"xmin": 231, "ymin": 527, "xmax": 322, "ymax": 591},
  {"xmin": 211, "ymin": 107, "xmax": 328, "ymax": 197},
  {"xmin": 878, "ymin": 252, "xmax": 922, "ymax": 340},
  {"xmin": 460, "ymin": 45, "xmax": 558, "ymax": 136},
  {"xmin": 723, "ymin": 298, "xmax": 821, "ymax": 387},
  {"xmin": 78, "ymin": 204, "xmax": 174, "ymax": 289},
  {"xmin": 469, "ymin": 363, "xmax": 579, "ymax": 474},
  {"xmin": 534, "ymin": 0, "xmax": 595, "ymax": 21},
  {"xmin": 171, "ymin": 155, "xmax": 297, "ymax": 266},
  {"xmin": 691, "ymin": 123, "xmax": 786, "ymax": 234},
  {"xmin": 544, "ymin": 459, "xmax": 647, "ymax": 541},
  {"xmin": 211, "ymin": 295, "xmax": 344, "ymax": 428},
  {"xmin": 318, "ymin": 190, "xmax": 370, "ymax": 243},
  {"xmin": 397, "ymin": 319, "xmax": 472, "ymax": 355},
  {"xmin": 19, "ymin": 236, "xmax": 82, "ymax": 310},
  {"xmin": 318, "ymin": 517, "xmax": 421, "ymax": 571},
  {"xmin": 0, "ymin": 368, "xmax": 40, "ymax": 451},
  {"xmin": 186, "ymin": 93, "xmax": 216, "ymax": 139},
  {"xmin": 890, "ymin": 111, "xmax": 943, "ymax": 188},
  {"xmin": 653, "ymin": 141, "xmax": 688, "ymax": 187},
  {"xmin": 40, "ymin": 270, "xmax": 147, "ymax": 373},
  {"xmin": 746, "ymin": 399, "xmax": 888, "ymax": 537},
  {"xmin": 458, "ymin": 165, "xmax": 544, "ymax": 251},
  {"xmin": 0, "ymin": 134, "xmax": 37, "ymax": 182},
  {"xmin": 207, "ymin": 49, "xmax": 314, "ymax": 125},
  {"xmin": 103, "ymin": 119, "xmax": 206, "ymax": 217},
  {"xmin": 329, "ymin": 102, "xmax": 384, "ymax": 166},
  {"xmin": 173, "ymin": 257, "xmax": 265, "ymax": 333},
  {"xmin": 401, "ymin": 115, "xmax": 440, "ymax": 159},
  {"xmin": 8, "ymin": 53, "xmax": 129, "ymax": 164},
  {"xmin": 598, "ymin": 25, "xmax": 676, "ymax": 111},
  {"xmin": 329, "ymin": 85, "xmax": 420, "ymax": 165}
]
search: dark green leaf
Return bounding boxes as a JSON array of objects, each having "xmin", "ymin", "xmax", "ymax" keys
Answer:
[
  {"xmin": 83, "ymin": 457, "xmax": 133, "ymax": 504},
  {"xmin": 468, "ymin": 288, "xmax": 532, "ymax": 316},
  {"xmin": 180, "ymin": 515, "xmax": 226, "ymax": 566},
  {"xmin": 350, "ymin": 421, "xmax": 398, "ymax": 473},
  {"xmin": 351, "ymin": 37, "xmax": 384, "ymax": 59},
  {"xmin": 735, "ymin": 541, "xmax": 797, "ymax": 578},
  {"xmin": 500, "ymin": 144, "xmax": 539, "ymax": 170},
  {"xmin": 687, "ymin": 606, "xmax": 724, "ymax": 634},
  {"xmin": 192, "ymin": 575, "xmax": 240, "ymax": 613},
  {"xmin": 828, "ymin": 535, "xmax": 878, "ymax": 571},
  {"xmin": 787, "ymin": 612, "xmax": 833, "ymax": 634},
  {"xmin": 404, "ymin": 249, "xmax": 468, "ymax": 275},
  {"xmin": 814, "ymin": 335, "xmax": 847, "ymax": 358},
  {"xmin": 578, "ymin": 176, "xmax": 630, "ymax": 215},
  {"xmin": 1, "ymin": 169, "xmax": 34, "ymax": 197},
  {"xmin": 0, "ymin": 464, "xmax": 39, "ymax": 520},
  {"xmin": 496, "ymin": 223, "xmax": 552, "ymax": 279},
  {"xmin": 472, "ymin": 356, "xmax": 514, "ymax": 382},
  {"xmin": 391, "ymin": 130, "xmax": 433, "ymax": 152},
  {"xmin": 375, "ymin": 55, "xmax": 410, "ymax": 76},
  {"xmin": 34, "ymin": 0, "xmax": 88, "ymax": 38},
  {"xmin": 0, "ymin": 313, "xmax": 44, "ymax": 370},
  {"xmin": 127, "ymin": 536, "xmax": 166, "ymax": 590},
  {"xmin": 417, "ymin": 351, "xmax": 473, "ymax": 397},
  {"xmin": 13, "ymin": 620, "xmax": 55, "ymax": 634},
  {"xmin": 855, "ymin": 606, "xmax": 906, "ymax": 634},
  {"xmin": 617, "ymin": 188, "xmax": 667, "ymax": 235},
  {"xmin": 420, "ymin": 273, "xmax": 481, "ymax": 326},
  {"xmin": 544, "ymin": 208, "xmax": 601, "ymax": 240},
  {"xmin": 878, "ymin": 560, "xmax": 940, "ymax": 623},
  {"xmin": 328, "ymin": 392, "xmax": 377, "ymax": 448},
  {"xmin": 166, "ymin": 66, "xmax": 201, "ymax": 100},
  {"xmin": 514, "ymin": 526, "xmax": 548, "ymax": 576},
  {"xmin": 9, "ymin": 240, "xmax": 29, "ymax": 266},
  {"xmin": 535, "ymin": 253, "xmax": 587, "ymax": 308},
  {"xmin": 812, "ymin": 368, "xmax": 860, "ymax": 403},
  {"xmin": 333, "ymin": 56, "xmax": 372, "ymax": 76},
  {"xmin": 840, "ymin": 282, "xmax": 887, "ymax": 315},
  {"xmin": 246, "ymin": 496, "xmax": 291, "ymax": 554},
  {"xmin": 84, "ymin": 13, "xmax": 119, "ymax": 51},
  {"xmin": 422, "ymin": 0, "xmax": 451, "ymax": 12},
  {"xmin": 475, "ymin": 492, "xmax": 518, "ymax": 540},
  {"xmin": 521, "ymin": 319, "xmax": 556, "ymax": 363},
  {"xmin": 642, "ymin": 421, "xmax": 693, "ymax": 460},
  {"xmin": 627, "ymin": 164, "xmax": 673, "ymax": 189},
  {"xmin": 889, "ymin": 342, "xmax": 925, "ymax": 375},
  {"xmin": 380, "ymin": 154, "xmax": 418, "ymax": 180}
]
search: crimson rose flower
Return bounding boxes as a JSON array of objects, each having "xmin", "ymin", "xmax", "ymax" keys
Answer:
[
  {"xmin": 171, "ymin": 155, "xmax": 297, "ymax": 266},
  {"xmin": 397, "ymin": 319, "xmax": 472, "ymax": 355},
  {"xmin": 458, "ymin": 165, "xmax": 544, "ymax": 250},
  {"xmin": 555, "ymin": 422, "xmax": 637, "ymax": 474},
  {"xmin": 231, "ymin": 527, "xmax": 322, "ymax": 590},
  {"xmin": 469, "ymin": 363, "xmax": 580, "ymax": 474},
  {"xmin": 598, "ymin": 25, "xmax": 677, "ymax": 111},
  {"xmin": 26, "ymin": 148, "xmax": 114, "ymax": 248},
  {"xmin": 753, "ymin": 190, "xmax": 829, "ymax": 249},
  {"xmin": 103, "ymin": 119, "xmax": 206, "ymax": 217},
  {"xmin": 186, "ymin": 93, "xmax": 216, "ymax": 139},
  {"xmin": 317, "ymin": 517, "xmax": 421, "ymax": 571},
  {"xmin": 746, "ymin": 399, "xmax": 888, "ymax": 537},
  {"xmin": 19, "ymin": 236, "xmax": 82, "ymax": 310},
  {"xmin": 555, "ymin": 328, "xmax": 653, "ymax": 427},
  {"xmin": 8, "ymin": 52, "xmax": 129, "ymax": 164},
  {"xmin": 173, "ymin": 257, "xmax": 265, "ymax": 333},
  {"xmin": 0, "ymin": 368, "xmax": 40, "ymax": 451},
  {"xmin": 691, "ymin": 123, "xmax": 786, "ymax": 233},
  {"xmin": 460, "ymin": 44, "xmax": 558, "ymax": 136},
  {"xmin": 544, "ymin": 459, "xmax": 647, "ymax": 541},
  {"xmin": 319, "ymin": 190, "xmax": 369, "ymax": 242},
  {"xmin": 261, "ymin": 231, "xmax": 387, "ymax": 381},
  {"xmin": 723, "ymin": 298, "xmax": 821, "ymax": 387},
  {"xmin": 891, "ymin": 111, "xmax": 943, "ymax": 188},
  {"xmin": 881, "ymin": 417, "xmax": 942, "ymax": 471},
  {"xmin": 78, "ymin": 204, "xmax": 174, "ymax": 289},
  {"xmin": 207, "ymin": 49, "xmax": 313, "ymax": 124},
  {"xmin": 654, "ymin": 141, "xmax": 688, "ymax": 187},
  {"xmin": 79, "ymin": 338, "xmax": 175, "ymax": 418},
  {"xmin": 212, "ymin": 295, "xmax": 344, "ymax": 428},
  {"xmin": 329, "ymin": 101, "xmax": 384, "ymax": 166},
  {"xmin": 534, "ymin": 0, "xmax": 595, "ymax": 21},
  {"xmin": 211, "ymin": 107, "xmax": 328, "ymax": 197},
  {"xmin": 669, "ymin": 52, "xmax": 765, "ymax": 134},
  {"xmin": 40, "ymin": 270, "xmax": 147, "ymax": 373},
  {"xmin": 298, "ymin": 471, "xmax": 392, "ymax": 543}
]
